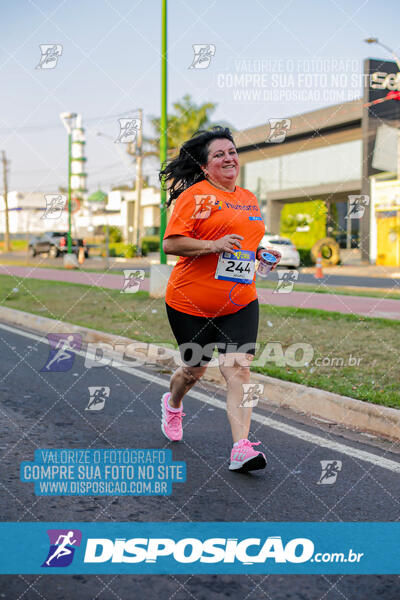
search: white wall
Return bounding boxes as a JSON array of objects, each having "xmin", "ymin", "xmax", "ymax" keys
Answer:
[
  {"xmin": 0, "ymin": 187, "xmax": 161, "ymax": 238},
  {"xmin": 0, "ymin": 191, "xmax": 69, "ymax": 235}
]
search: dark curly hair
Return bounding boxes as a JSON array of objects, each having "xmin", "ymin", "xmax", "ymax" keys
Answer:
[{"xmin": 159, "ymin": 126, "xmax": 235, "ymax": 206}]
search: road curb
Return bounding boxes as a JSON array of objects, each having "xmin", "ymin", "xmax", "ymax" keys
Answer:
[{"xmin": 1, "ymin": 305, "xmax": 399, "ymax": 442}]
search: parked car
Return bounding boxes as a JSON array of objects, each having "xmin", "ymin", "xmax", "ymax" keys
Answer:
[
  {"xmin": 261, "ymin": 234, "xmax": 300, "ymax": 268},
  {"xmin": 29, "ymin": 232, "xmax": 89, "ymax": 258}
]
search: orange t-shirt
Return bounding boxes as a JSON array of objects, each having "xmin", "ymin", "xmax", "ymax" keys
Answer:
[{"xmin": 164, "ymin": 180, "xmax": 265, "ymax": 317}]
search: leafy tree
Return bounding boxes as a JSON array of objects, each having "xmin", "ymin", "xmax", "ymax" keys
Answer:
[
  {"xmin": 111, "ymin": 177, "xmax": 150, "ymax": 191},
  {"xmin": 103, "ymin": 225, "xmax": 122, "ymax": 243},
  {"xmin": 124, "ymin": 94, "xmax": 233, "ymax": 186},
  {"xmin": 149, "ymin": 94, "xmax": 231, "ymax": 158}
]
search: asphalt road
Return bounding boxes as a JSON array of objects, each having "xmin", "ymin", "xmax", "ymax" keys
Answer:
[{"xmin": 1, "ymin": 323, "xmax": 400, "ymax": 599}]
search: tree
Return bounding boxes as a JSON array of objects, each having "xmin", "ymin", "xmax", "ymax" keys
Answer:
[
  {"xmin": 111, "ymin": 177, "xmax": 150, "ymax": 191},
  {"xmin": 148, "ymin": 94, "xmax": 230, "ymax": 158},
  {"xmin": 123, "ymin": 95, "xmax": 233, "ymax": 188}
]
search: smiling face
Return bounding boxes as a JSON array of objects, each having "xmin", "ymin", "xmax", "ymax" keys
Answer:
[{"xmin": 203, "ymin": 138, "xmax": 240, "ymax": 191}]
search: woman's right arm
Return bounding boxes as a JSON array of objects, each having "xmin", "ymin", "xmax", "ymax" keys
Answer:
[{"xmin": 163, "ymin": 234, "xmax": 244, "ymax": 258}]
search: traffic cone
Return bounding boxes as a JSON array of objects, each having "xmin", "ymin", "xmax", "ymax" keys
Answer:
[
  {"xmin": 314, "ymin": 252, "xmax": 324, "ymax": 279},
  {"xmin": 78, "ymin": 246, "xmax": 85, "ymax": 265}
]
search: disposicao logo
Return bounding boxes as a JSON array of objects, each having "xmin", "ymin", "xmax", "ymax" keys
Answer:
[
  {"xmin": 42, "ymin": 529, "xmax": 82, "ymax": 567},
  {"xmin": 83, "ymin": 536, "xmax": 314, "ymax": 564}
]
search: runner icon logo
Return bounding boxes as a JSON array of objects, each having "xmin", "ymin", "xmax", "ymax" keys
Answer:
[
  {"xmin": 42, "ymin": 529, "xmax": 82, "ymax": 567},
  {"xmin": 42, "ymin": 195, "xmax": 66, "ymax": 220},
  {"xmin": 41, "ymin": 333, "xmax": 82, "ymax": 372},
  {"xmin": 36, "ymin": 44, "xmax": 63, "ymax": 70},
  {"xmin": 239, "ymin": 383, "xmax": 264, "ymax": 408},
  {"xmin": 121, "ymin": 270, "xmax": 145, "ymax": 293},
  {"xmin": 345, "ymin": 195, "xmax": 369, "ymax": 219},
  {"xmin": 191, "ymin": 194, "xmax": 220, "ymax": 219},
  {"xmin": 86, "ymin": 386, "xmax": 110, "ymax": 411},
  {"xmin": 115, "ymin": 118, "xmax": 141, "ymax": 144},
  {"xmin": 274, "ymin": 270, "xmax": 299, "ymax": 294},
  {"xmin": 188, "ymin": 44, "xmax": 216, "ymax": 69},
  {"xmin": 267, "ymin": 119, "xmax": 291, "ymax": 143},
  {"xmin": 317, "ymin": 460, "xmax": 342, "ymax": 485}
]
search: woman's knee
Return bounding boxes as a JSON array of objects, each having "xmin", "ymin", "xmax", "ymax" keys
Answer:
[
  {"xmin": 180, "ymin": 364, "xmax": 207, "ymax": 384},
  {"xmin": 219, "ymin": 354, "xmax": 253, "ymax": 384}
]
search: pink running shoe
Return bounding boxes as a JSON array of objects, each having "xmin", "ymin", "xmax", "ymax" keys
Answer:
[
  {"xmin": 229, "ymin": 439, "xmax": 267, "ymax": 472},
  {"xmin": 161, "ymin": 392, "xmax": 185, "ymax": 442}
]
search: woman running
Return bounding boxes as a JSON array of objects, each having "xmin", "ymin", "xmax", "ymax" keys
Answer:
[{"xmin": 160, "ymin": 127, "xmax": 281, "ymax": 473}]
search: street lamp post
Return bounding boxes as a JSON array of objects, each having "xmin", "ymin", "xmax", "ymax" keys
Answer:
[
  {"xmin": 159, "ymin": 0, "xmax": 168, "ymax": 264},
  {"xmin": 364, "ymin": 38, "xmax": 400, "ymax": 71},
  {"xmin": 60, "ymin": 112, "xmax": 77, "ymax": 255},
  {"xmin": 148, "ymin": 0, "xmax": 171, "ymax": 297},
  {"xmin": 97, "ymin": 112, "xmax": 144, "ymax": 252},
  {"xmin": 133, "ymin": 108, "xmax": 143, "ymax": 254}
]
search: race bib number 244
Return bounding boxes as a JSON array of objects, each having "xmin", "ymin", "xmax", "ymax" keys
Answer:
[{"xmin": 215, "ymin": 250, "xmax": 255, "ymax": 284}]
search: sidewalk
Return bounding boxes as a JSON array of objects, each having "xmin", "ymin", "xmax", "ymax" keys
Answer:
[
  {"xmin": 307, "ymin": 248, "xmax": 400, "ymax": 279},
  {"xmin": 0, "ymin": 265, "xmax": 126, "ymax": 290},
  {"xmin": 301, "ymin": 264, "xmax": 400, "ymax": 279},
  {"xmin": 2, "ymin": 265, "xmax": 399, "ymax": 321},
  {"xmin": 256, "ymin": 287, "xmax": 400, "ymax": 321}
]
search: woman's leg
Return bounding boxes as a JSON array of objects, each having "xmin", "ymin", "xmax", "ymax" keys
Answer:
[
  {"xmin": 169, "ymin": 364, "xmax": 208, "ymax": 408},
  {"xmin": 220, "ymin": 352, "xmax": 267, "ymax": 472},
  {"xmin": 218, "ymin": 352, "xmax": 254, "ymax": 443},
  {"xmin": 165, "ymin": 303, "xmax": 210, "ymax": 408}
]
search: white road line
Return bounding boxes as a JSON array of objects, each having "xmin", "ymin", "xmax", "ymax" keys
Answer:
[{"xmin": 1, "ymin": 321, "xmax": 400, "ymax": 474}]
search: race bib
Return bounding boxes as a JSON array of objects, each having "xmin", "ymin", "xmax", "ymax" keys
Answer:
[{"xmin": 215, "ymin": 250, "xmax": 255, "ymax": 284}]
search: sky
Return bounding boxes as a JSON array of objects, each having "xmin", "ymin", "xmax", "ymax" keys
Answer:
[{"xmin": 0, "ymin": 0, "xmax": 398, "ymax": 193}]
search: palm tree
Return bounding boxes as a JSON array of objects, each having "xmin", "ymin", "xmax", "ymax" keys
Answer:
[
  {"xmin": 124, "ymin": 95, "xmax": 234, "ymax": 186},
  {"xmin": 148, "ymin": 94, "xmax": 232, "ymax": 158}
]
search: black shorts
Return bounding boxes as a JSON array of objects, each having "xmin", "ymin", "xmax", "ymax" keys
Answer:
[{"xmin": 165, "ymin": 300, "xmax": 259, "ymax": 367}]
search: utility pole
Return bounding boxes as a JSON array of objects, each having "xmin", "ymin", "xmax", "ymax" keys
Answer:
[
  {"xmin": 133, "ymin": 108, "xmax": 143, "ymax": 253},
  {"xmin": 346, "ymin": 197, "xmax": 352, "ymax": 249},
  {"xmin": 1, "ymin": 151, "xmax": 11, "ymax": 252},
  {"xmin": 60, "ymin": 112, "xmax": 78, "ymax": 257}
]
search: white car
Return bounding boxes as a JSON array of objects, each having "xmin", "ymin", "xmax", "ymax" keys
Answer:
[{"xmin": 261, "ymin": 234, "xmax": 301, "ymax": 268}]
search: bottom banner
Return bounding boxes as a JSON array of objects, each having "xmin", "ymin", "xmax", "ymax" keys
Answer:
[{"xmin": 0, "ymin": 522, "xmax": 398, "ymax": 574}]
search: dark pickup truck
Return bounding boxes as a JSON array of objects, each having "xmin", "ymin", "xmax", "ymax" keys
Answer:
[{"xmin": 29, "ymin": 232, "xmax": 89, "ymax": 258}]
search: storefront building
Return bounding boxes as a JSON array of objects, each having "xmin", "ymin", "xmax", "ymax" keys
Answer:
[
  {"xmin": 235, "ymin": 99, "xmax": 362, "ymax": 245},
  {"xmin": 234, "ymin": 58, "xmax": 400, "ymax": 264}
]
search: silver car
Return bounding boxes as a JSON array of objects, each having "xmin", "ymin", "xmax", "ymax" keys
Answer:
[{"xmin": 261, "ymin": 234, "xmax": 300, "ymax": 268}]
